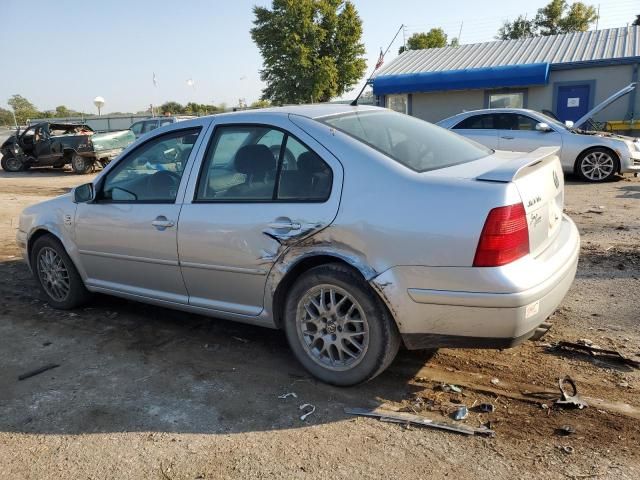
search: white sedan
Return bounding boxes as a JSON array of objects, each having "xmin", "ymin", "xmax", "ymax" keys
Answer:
[{"xmin": 437, "ymin": 85, "xmax": 640, "ymax": 182}]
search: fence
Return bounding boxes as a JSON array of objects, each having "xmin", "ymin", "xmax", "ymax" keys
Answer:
[{"xmin": 27, "ymin": 114, "xmax": 152, "ymax": 132}]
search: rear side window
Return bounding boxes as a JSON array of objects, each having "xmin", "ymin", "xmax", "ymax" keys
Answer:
[
  {"xmin": 453, "ymin": 114, "xmax": 496, "ymax": 130},
  {"xmin": 130, "ymin": 122, "xmax": 143, "ymax": 135},
  {"xmin": 196, "ymin": 126, "xmax": 332, "ymax": 202},
  {"xmin": 323, "ymin": 110, "xmax": 492, "ymax": 173}
]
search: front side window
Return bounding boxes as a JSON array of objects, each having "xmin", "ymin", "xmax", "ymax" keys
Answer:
[
  {"xmin": 488, "ymin": 92, "xmax": 524, "ymax": 109},
  {"xmin": 196, "ymin": 126, "xmax": 332, "ymax": 202},
  {"xmin": 99, "ymin": 128, "xmax": 200, "ymax": 203},
  {"xmin": 323, "ymin": 110, "xmax": 492, "ymax": 173}
]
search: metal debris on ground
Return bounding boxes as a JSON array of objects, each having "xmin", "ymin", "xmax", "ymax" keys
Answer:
[
  {"xmin": 490, "ymin": 378, "xmax": 500, "ymax": 385},
  {"xmin": 549, "ymin": 341, "xmax": 640, "ymax": 369},
  {"xmin": 344, "ymin": 407, "xmax": 495, "ymax": 437},
  {"xmin": 451, "ymin": 406, "xmax": 469, "ymax": 421},
  {"xmin": 477, "ymin": 403, "xmax": 495, "ymax": 413},
  {"xmin": 278, "ymin": 392, "xmax": 298, "ymax": 399},
  {"xmin": 558, "ymin": 445, "xmax": 574, "ymax": 455},
  {"xmin": 556, "ymin": 425, "xmax": 576, "ymax": 436},
  {"xmin": 586, "ymin": 206, "xmax": 605, "ymax": 214},
  {"xmin": 18, "ymin": 363, "xmax": 60, "ymax": 381},
  {"xmin": 440, "ymin": 384, "xmax": 462, "ymax": 393},
  {"xmin": 555, "ymin": 376, "xmax": 588, "ymax": 409},
  {"xmin": 299, "ymin": 403, "xmax": 316, "ymax": 421}
]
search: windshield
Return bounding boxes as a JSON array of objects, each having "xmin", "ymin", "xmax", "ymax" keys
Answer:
[
  {"xmin": 322, "ymin": 110, "xmax": 492, "ymax": 172},
  {"xmin": 535, "ymin": 112, "xmax": 570, "ymax": 130}
]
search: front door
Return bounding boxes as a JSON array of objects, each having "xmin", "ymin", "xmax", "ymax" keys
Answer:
[
  {"xmin": 33, "ymin": 125, "xmax": 52, "ymax": 160},
  {"xmin": 75, "ymin": 127, "xmax": 204, "ymax": 303},
  {"xmin": 497, "ymin": 113, "xmax": 563, "ymax": 152},
  {"xmin": 178, "ymin": 119, "xmax": 342, "ymax": 316},
  {"xmin": 557, "ymin": 84, "xmax": 590, "ymax": 122}
]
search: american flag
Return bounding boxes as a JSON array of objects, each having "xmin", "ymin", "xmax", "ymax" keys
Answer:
[{"xmin": 375, "ymin": 49, "xmax": 384, "ymax": 70}]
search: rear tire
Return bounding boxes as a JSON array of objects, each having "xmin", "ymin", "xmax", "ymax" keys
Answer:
[
  {"xmin": 30, "ymin": 235, "xmax": 91, "ymax": 309},
  {"xmin": 283, "ymin": 263, "xmax": 400, "ymax": 386},
  {"xmin": 576, "ymin": 148, "xmax": 619, "ymax": 182},
  {"xmin": 71, "ymin": 153, "xmax": 94, "ymax": 174}
]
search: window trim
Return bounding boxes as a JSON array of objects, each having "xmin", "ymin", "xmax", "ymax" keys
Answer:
[
  {"xmin": 484, "ymin": 88, "xmax": 528, "ymax": 109},
  {"xmin": 452, "ymin": 113, "xmax": 498, "ymax": 130},
  {"xmin": 192, "ymin": 123, "xmax": 333, "ymax": 204},
  {"xmin": 95, "ymin": 126, "xmax": 202, "ymax": 205}
]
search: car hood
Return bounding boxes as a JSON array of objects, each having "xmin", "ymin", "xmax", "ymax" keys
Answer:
[{"xmin": 574, "ymin": 82, "xmax": 636, "ymax": 129}]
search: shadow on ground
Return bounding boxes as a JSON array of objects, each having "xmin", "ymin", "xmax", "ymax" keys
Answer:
[{"xmin": 0, "ymin": 259, "xmax": 434, "ymax": 435}]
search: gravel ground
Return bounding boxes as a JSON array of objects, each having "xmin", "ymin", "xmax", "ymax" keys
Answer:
[{"xmin": 0, "ymin": 166, "xmax": 638, "ymax": 479}]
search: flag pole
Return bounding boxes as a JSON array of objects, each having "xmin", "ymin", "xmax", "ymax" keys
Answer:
[{"xmin": 351, "ymin": 23, "xmax": 404, "ymax": 106}]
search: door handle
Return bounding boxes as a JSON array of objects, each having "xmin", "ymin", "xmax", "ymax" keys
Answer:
[
  {"xmin": 151, "ymin": 216, "xmax": 175, "ymax": 229},
  {"xmin": 501, "ymin": 136, "xmax": 514, "ymax": 140},
  {"xmin": 267, "ymin": 220, "xmax": 302, "ymax": 231}
]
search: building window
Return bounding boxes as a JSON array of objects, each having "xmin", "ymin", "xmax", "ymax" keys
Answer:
[
  {"xmin": 486, "ymin": 90, "xmax": 526, "ymax": 109},
  {"xmin": 386, "ymin": 94, "xmax": 408, "ymax": 114}
]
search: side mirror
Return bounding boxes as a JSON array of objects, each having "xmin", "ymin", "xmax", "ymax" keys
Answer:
[
  {"xmin": 564, "ymin": 120, "xmax": 574, "ymax": 128},
  {"xmin": 73, "ymin": 183, "xmax": 95, "ymax": 203},
  {"xmin": 535, "ymin": 122, "xmax": 552, "ymax": 132}
]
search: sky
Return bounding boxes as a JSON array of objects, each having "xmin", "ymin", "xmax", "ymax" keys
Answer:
[{"xmin": 0, "ymin": 0, "xmax": 637, "ymax": 114}]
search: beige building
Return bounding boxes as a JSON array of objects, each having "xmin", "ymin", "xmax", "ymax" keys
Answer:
[{"xmin": 373, "ymin": 27, "xmax": 639, "ymax": 131}]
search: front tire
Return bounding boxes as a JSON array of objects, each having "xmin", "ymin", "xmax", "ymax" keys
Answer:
[
  {"xmin": 576, "ymin": 148, "xmax": 619, "ymax": 182},
  {"xmin": 71, "ymin": 153, "xmax": 94, "ymax": 174},
  {"xmin": 1, "ymin": 153, "xmax": 27, "ymax": 172},
  {"xmin": 31, "ymin": 235, "xmax": 91, "ymax": 309},
  {"xmin": 283, "ymin": 263, "xmax": 400, "ymax": 386}
]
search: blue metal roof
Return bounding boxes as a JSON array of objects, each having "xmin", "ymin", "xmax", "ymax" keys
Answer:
[{"xmin": 373, "ymin": 63, "xmax": 550, "ymax": 95}]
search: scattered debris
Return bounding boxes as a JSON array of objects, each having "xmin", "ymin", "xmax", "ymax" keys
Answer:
[
  {"xmin": 490, "ymin": 378, "xmax": 500, "ymax": 385},
  {"xmin": 42, "ymin": 341, "xmax": 51, "ymax": 347},
  {"xmin": 618, "ymin": 381, "xmax": 630, "ymax": 389},
  {"xmin": 476, "ymin": 403, "xmax": 495, "ymax": 413},
  {"xmin": 299, "ymin": 403, "xmax": 316, "ymax": 421},
  {"xmin": 278, "ymin": 392, "xmax": 298, "ymax": 399},
  {"xmin": 344, "ymin": 407, "xmax": 495, "ymax": 437},
  {"xmin": 549, "ymin": 341, "xmax": 640, "ymax": 369},
  {"xmin": 451, "ymin": 406, "xmax": 469, "ymax": 421},
  {"xmin": 555, "ymin": 376, "xmax": 588, "ymax": 410},
  {"xmin": 586, "ymin": 206, "xmax": 605, "ymax": 214},
  {"xmin": 556, "ymin": 425, "xmax": 576, "ymax": 436},
  {"xmin": 232, "ymin": 336, "xmax": 249, "ymax": 343},
  {"xmin": 18, "ymin": 363, "xmax": 60, "ymax": 381},
  {"xmin": 558, "ymin": 445, "xmax": 574, "ymax": 455},
  {"xmin": 440, "ymin": 384, "xmax": 462, "ymax": 393}
]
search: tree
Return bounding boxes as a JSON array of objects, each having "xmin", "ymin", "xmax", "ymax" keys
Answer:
[
  {"xmin": 158, "ymin": 101, "xmax": 184, "ymax": 115},
  {"xmin": 250, "ymin": 99, "xmax": 272, "ymax": 108},
  {"xmin": 496, "ymin": 0, "xmax": 598, "ymax": 40},
  {"xmin": 7, "ymin": 94, "xmax": 39, "ymax": 124},
  {"xmin": 632, "ymin": 14, "xmax": 639, "ymax": 26},
  {"xmin": 0, "ymin": 107, "xmax": 15, "ymax": 127},
  {"xmin": 449, "ymin": 37, "xmax": 460, "ymax": 48},
  {"xmin": 497, "ymin": 15, "xmax": 536, "ymax": 40},
  {"xmin": 251, "ymin": 0, "xmax": 366, "ymax": 104},
  {"xmin": 399, "ymin": 28, "xmax": 448, "ymax": 53}
]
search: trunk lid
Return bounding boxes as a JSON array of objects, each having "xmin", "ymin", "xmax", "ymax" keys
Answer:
[{"xmin": 477, "ymin": 147, "xmax": 565, "ymax": 258}]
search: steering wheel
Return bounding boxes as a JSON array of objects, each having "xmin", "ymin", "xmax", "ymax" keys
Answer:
[{"xmin": 148, "ymin": 170, "xmax": 181, "ymax": 198}]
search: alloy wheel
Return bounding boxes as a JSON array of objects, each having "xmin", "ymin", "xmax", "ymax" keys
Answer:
[
  {"xmin": 296, "ymin": 284, "xmax": 369, "ymax": 371},
  {"xmin": 37, "ymin": 247, "xmax": 71, "ymax": 302},
  {"xmin": 581, "ymin": 151, "xmax": 614, "ymax": 181}
]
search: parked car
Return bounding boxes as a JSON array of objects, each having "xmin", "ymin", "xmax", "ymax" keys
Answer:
[
  {"xmin": 437, "ymin": 84, "xmax": 640, "ymax": 182},
  {"xmin": 17, "ymin": 105, "xmax": 579, "ymax": 385},
  {"xmin": 1, "ymin": 122, "xmax": 135, "ymax": 174},
  {"xmin": 129, "ymin": 116, "xmax": 195, "ymax": 139}
]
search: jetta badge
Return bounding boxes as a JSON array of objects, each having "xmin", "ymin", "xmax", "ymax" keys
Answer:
[{"xmin": 553, "ymin": 170, "xmax": 560, "ymax": 189}]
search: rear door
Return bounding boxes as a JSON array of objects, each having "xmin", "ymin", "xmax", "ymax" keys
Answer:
[
  {"xmin": 497, "ymin": 113, "xmax": 563, "ymax": 152},
  {"xmin": 178, "ymin": 115, "xmax": 343, "ymax": 316},
  {"xmin": 451, "ymin": 114, "xmax": 500, "ymax": 149}
]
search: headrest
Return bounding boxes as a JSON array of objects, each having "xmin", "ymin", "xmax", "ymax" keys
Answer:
[
  {"xmin": 297, "ymin": 151, "xmax": 326, "ymax": 174},
  {"xmin": 234, "ymin": 144, "xmax": 276, "ymax": 176}
]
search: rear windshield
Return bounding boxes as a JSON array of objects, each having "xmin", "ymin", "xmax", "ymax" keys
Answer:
[{"xmin": 322, "ymin": 110, "xmax": 492, "ymax": 172}]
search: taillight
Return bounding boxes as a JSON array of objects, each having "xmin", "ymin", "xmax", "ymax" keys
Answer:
[{"xmin": 473, "ymin": 203, "xmax": 529, "ymax": 267}]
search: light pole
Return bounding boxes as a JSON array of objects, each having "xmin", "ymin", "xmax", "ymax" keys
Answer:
[{"xmin": 93, "ymin": 96, "xmax": 105, "ymax": 116}]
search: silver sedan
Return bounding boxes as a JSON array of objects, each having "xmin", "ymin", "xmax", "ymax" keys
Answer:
[
  {"xmin": 437, "ymin": 108, "xmax": 640, "ymax": 182},
  {"xmin": 17, "ymin": 105, "xmax": 580, "ymax": 385}
]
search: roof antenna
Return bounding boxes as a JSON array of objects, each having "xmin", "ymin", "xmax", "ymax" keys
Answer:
[{"xmin": 351, "ymin": 24, "xmax": 404, "ymax": 106}]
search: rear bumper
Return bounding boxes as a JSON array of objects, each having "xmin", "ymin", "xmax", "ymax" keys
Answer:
[{"xmin": 371, "ymin": 214, "xmax": 580, "ymax": 350}]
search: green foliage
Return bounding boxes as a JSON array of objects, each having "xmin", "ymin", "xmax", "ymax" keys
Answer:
[
  {"xmin": 0, "ymin": 107, "xmax": 15, "ymax": 127},
  {"xmin": 449, "ymin": 37, "xmax": 460, "ymax": 48},
  {"xmin": 497, "ymin": 0, "xmax": 598, "ymax": 40},
  {"xmin": 8, "ymin": 94, "xmax": 39, "ymax": 124},
  {"xmin": 632, "ymin": 14, "xmax": 639, "ymax": 26},
  {"xmin": 250, "ymin": 99, "xmax": 272, "ymax": 109},
  {"xmin": 251, "ymin": 0, "xmax": 366, "ymax": 104},
  {"xmin": 399, "ymin": 28, "xmax": 448, "ymax": 53},
  {"xmin": 158, "ymin": 101, "xmax": 224, "ymax": 116}
]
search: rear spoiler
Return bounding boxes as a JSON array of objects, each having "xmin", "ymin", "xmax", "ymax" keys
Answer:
[{"xmin": 476, "ymin": 147, "xmax": 560, "ymax": 183}]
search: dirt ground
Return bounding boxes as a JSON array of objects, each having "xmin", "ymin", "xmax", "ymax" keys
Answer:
[{"xmin": 0, "ymin": 166, "xmax": 639, "ymax": 480}]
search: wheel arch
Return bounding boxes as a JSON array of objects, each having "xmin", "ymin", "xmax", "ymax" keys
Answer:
[
  {"xmin": 574, "ymin": 145, "xmax": 621, "ymax": 174},
  {"xmin": 270, "ymin": 253, "xmax": 373, "ymax": 329}
]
